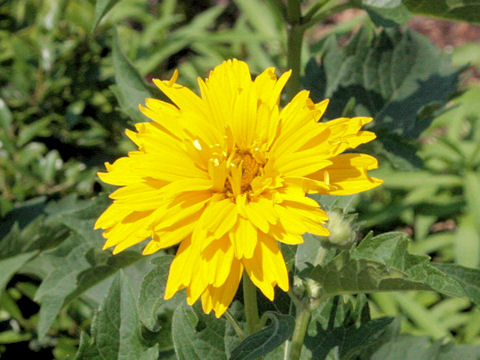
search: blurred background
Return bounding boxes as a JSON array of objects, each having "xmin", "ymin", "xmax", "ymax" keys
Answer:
[{"xmin": 1, "ymin": 0, "xmax": 480, "ymax": 357}]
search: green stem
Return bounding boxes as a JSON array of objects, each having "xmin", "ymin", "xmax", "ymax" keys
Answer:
[
  {"xmin": 287, "ymin": 303, "xmax": 311, "ymax": 360},
  {"xmin": 285, "ymin": 0, "xmax": 304, "ymax": 101},
  {"xmin": 243, "ymin": 273, "xmax": 260, "ymax": 335}
]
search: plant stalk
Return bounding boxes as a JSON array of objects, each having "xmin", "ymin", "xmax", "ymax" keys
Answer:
[
  {"xmin": 285, "ymin": 0, "xmax": 305, "ymax": 101},
  {"xmin": 243, "ymin": 273, "xmax": 260, "ymax": 335},
  {"xmin": 287, "ymin": 303, "xmax": 311, "ymax": 360}
]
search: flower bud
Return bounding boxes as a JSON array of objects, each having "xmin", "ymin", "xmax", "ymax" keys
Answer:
[{"xmin": 323, "ymin": 210, "xmax": 356, "ymax": 248}]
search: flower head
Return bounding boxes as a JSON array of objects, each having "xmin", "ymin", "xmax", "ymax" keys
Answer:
[{"xmin": 95, "ymin": 59, "xmax": 383, "ymax": 317}]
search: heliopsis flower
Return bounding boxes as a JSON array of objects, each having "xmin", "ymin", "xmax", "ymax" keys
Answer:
[{"xmin": 95, "ymin": 59, "xmax": 383, "ymax": 317}]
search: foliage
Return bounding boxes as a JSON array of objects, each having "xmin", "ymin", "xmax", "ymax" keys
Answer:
[{"xmin": 1, "ymin": 0, "xmax": 480, "ymax": 359}]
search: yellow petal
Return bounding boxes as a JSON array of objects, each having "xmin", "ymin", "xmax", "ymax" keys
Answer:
[{"xmin": 309, "ymin": 153, "xmax": 383, "ymax": 195}]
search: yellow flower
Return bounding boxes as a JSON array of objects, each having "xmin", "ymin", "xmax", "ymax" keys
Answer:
[{"xmin": 95, "ymin": 59, "xmax": 383, "ymax": 317}]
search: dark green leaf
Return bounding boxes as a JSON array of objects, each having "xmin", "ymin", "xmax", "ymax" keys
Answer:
[
  {"xmin": 94, "ymin": 272, "xmax": 158, "ymax": 360},
  {"xmin": 91, "ymin": 0, "xmax": 120, "ymax": 32},
  {"xmin": 304, "ymin": 28, "xmax": 461, "ymax": 168},
  {"xmin": 112, "ymin": 29, "xmax": 152, "ymax": 123},
  {"xmin": 362, "ymin": 0, "xmax": 412, "ymax": 27},
  {"xmin": 304, "ymin": 316, "xmax": 395, "ymax": 359},
  {"xmin": 172, "ymin": 304, "xmax": 227, "ymax": 360},
  {"xmin": 403, "ymin": 0, "xmax": 480, "ymax": 25},
  {"xmin": 230, "ymin": 312, "xmax": 295, "ymax": 360}
]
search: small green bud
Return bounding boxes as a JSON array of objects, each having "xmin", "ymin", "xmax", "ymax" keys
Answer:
[{"xmin": 324, "ymin": 210, "xmax": 356, "ymax": 248}]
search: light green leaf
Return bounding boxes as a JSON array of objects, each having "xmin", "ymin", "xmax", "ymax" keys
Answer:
[
  {"xmin": 307, "ymin": 232, "xmax": 479, "ymax": 301},
  {"xmin": 454, "ymin": 214, "xmax": 480, "ymax": 268},
  {"xmin": 362, "ymin": 0, "xmax": 412, "ymax": 27},
  {"xmin": 0, "ymin": 251, "xmax": 38, "ymax": 295},
  {"xmin": 112, "ymin": 28, "xmax": 152, "ymax": 123},
  {"xmin": 94, "ymin": 272, "xmax": 158, "ymax": 360},
  {"xmin": 234, "ymin": 0, "xmax": 282, "ymax": 42},
  {"xmin": 371, "ymin": 333, "xmax": 480, "ymax": 359},
  {"xmin": 91, "ymin": 0, "xmax": 120, "ymax": 32},
  {"xmin": 34, "ymin": 234, "xmax": 145, "ymax": 338},
  {"xmin": 172, "ymin": 304, "xmax": 227, "ymax": 360},
  {"xmin": 403, "ymin": 0, "xmax": 480, "ymax": 25},
  {"xmin": 230, "ymin": 312, "xmax": 295, "ymax": 360},
  {"xmin": 464, "ymin": 171, "xmax": 480, "ymax": 234},
  {"xmin": 74, "ymin": 332, "xmax": 101, "ymax": 360},
  {"xmin": 433, "ymin": 263, "xmax": 480, "ymax": 305},
  {"xmin": 33, "ymin": 196, "xmax": 146, "ymax": 338},
  {"xmin": 0, "ymin": 97, "xmax": 12, "ymax": 133}
]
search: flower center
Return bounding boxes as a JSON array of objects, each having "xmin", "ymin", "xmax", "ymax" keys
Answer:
[{"xmin": 225, "ymin": 150, "xmax": 263, "ymax": 196}]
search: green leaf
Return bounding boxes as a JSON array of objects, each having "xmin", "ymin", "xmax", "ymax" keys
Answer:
[
  {"xmin": 307, "ymin": 232, "xmax": 480, "ymax": 302},
  {"xmin": 464, "ymin": 171, "xmax": 480, "ymax": 235},
  {"xmin": 304, "ymin": 28, "xmax": 461, "ymax": 167},
  {"xmin": 454, "ymin": 214, "xmax": 480, "ymax": 268},
  {"xmin": 0, "ymin": 251, "xmax": 37, "ymax": 295},
  {"xmin": 362, "ymin": 0, "xmax": 412, "ymax": 27},
  {"xmin": 304, "ymin": 316, "xmax": 395, "ymax": 359},
  {"xmin": 433, "ymin": 263, "xmax": 480, "ymax": 306},
  {"xmin": 74, "ymin": 332, "xmax": 101, "ymax": 360},
  {"xmin": 230, "ymin": 312, "xmax": 295, "ymax": 360},
  {"xmin": 34, "ymin": 234, "xmax": 145, "ymax": 338},
  {"xmin": 93, "ymin": 272, "xmax": 158, "ymax": 360},
  {"xmin": 32, "ymin": 196, "xmax": 148, "ymax": 338},
  {"xmin": 371, "ymin": 333, "xmax": 480, "ymax": 359},
  {"xmin": 138, "ymin": 256, "xmax": 174, "ymax": 331},
  {"xmin": 403, "ymin": 0, "xmax": 480, "ymax": 25},
  {"xmin": 112, "ymin": 28, "xmax": 152, "ymax": 123},
  {"xmin": 91, "ymin": 0, "xmax": 120, "ymax": 32},
  {"xmin": 0, "ymin": 97, "xmax": 12, "ymax": 133},
  {"xmin": 17, "ymin": 118, "xmax": 51, "ymax": 147},
  {"xmin": 172, "ymin": 304, "xmax": 227, "ymax": 360}
]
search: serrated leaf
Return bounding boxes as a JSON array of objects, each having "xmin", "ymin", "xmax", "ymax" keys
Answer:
[
  {"xmin": 307, "ymin": 232, "xmax": 479, "ymax": 302},
  {"xmin": 172, "ymin": 304, "xmax": 227, "ymax": 360},
  {"xmin": 138, "ymin": 256, "xmax": 173, "ymax": 330},
  {"xmin": 304, "ymin": 316, "xmax": 395, "ymax": 359},
  {"xmin": 433, "ymin": 263, "xmax": 480, "ymax": 305},
  {"xmin": 362, "ymin": 0, "xmax": 411, "ymax": 27},
  {"xmin": 304, "ymin": 28, "xmax": 461, "ymax": 167},
  {"xmin": 33, "ymin": 196, "xmax": 146, "ymax": 338},
  {"xmin": 403, "ymin": 0, "xmax": 480, "ymax": 25},
  {"xmin": 94, "ymin": 272, "xmax": 158, "ymax": 360},
  {"xmin": 34, "ymin": 234, "xmax": 145, "ymax": 338},
  {"xmin": 230, "ymin": 312, "xmax": 295, "ymax": 360},
  {"xmin": 91, "ymin": 0, "xmax": 120, "ymax": 32},
  {"xmin": 112, "ymin": 29, "xmax": 152, "ymax": 123}
]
